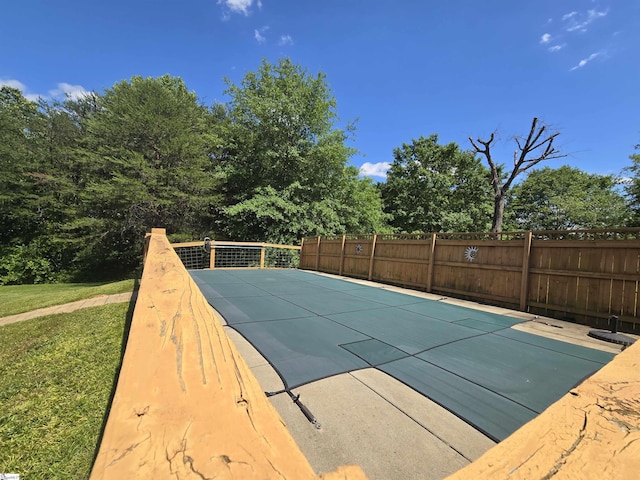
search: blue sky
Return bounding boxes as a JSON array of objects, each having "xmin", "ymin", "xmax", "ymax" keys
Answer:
[{"xmin": 2, "ymin": 0, "xmax": 638, "ymax": 180}]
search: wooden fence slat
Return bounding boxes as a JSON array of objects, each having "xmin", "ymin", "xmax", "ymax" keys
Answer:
[
  {"xmin": 520, "ymin": 231, "xmax": 532, "ymax": 311},
  {"xmin": 426, "ymin": 233, "xmax": 436, "ymax": 293},
  {"xmin": 339, "ymin": 234, "xmax": 346, "ymax": 276},
  {"xmin": 368, "ymin": 234, "xmax": 377, "ymax": 281},
  {"xmin": 315, "ymin": 235, "xmax": 321, "ymax": 271}
]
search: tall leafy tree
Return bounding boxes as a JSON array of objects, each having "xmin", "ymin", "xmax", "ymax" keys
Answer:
[
  {"xmin": 624, "ymin": 148, "xmax": 640, "ymax": 226},
  {"xmin": 222, "ymin": 58, "xmax": 352, "ymax": 196},
  {"xmin": 381, "ymin": 134, "xmax": 492, "ymax": 233},
  {"xmin": 222, "ymin": 168, "xmax": 388, "ymax": 244},
  {"xmin": 222, "ymin": 182, "xmax": 343, "ymax": 244},
  {"xmin": 0, "ymin": 87, "xmax": 42, "ymax": 246},
  {"xmin": 0, "ymin": 89, "xmax": 84, "ymax": 282},
  {"xmin": 24, "ymin": 99, "xmax": 92, "ymax": 275},
  {"xmin": 220, "ymin": 58, "xmax": 385, "ymax": 242},
  {"xmin": 507, "ymin": 166, "xmax": 629, "ymax": 230},
  {"xmin": 335, "ymin": 166, "xmax": 390, "ymax": 234},
  {"xmin": 77, "ymin": 75, "xmax": 223, "ymax": 277},
  {"xmin": 469, "ymin": 117, "xmax": 567, "ymax": 232}
]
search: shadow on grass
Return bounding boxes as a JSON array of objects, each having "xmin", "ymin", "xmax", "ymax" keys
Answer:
[{"xmin": 90, "ymin": 278, "xmax": 140, "ymax": 472}]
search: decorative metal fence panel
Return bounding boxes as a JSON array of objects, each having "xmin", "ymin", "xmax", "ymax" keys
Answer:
[
  {"xmin": 174, "ymin": 245, "xmax": 208, "ymax": 270},
  {"xmin": 213, "ymin": 246, "xmax": 262, "ymax": 268},
  {"xmin": 265, "ymin": 246, "xmax": 300, "ymax": 269},
  {"xmin": 171, "ymin": 240, "xmax": 301, "ymax": 270}
]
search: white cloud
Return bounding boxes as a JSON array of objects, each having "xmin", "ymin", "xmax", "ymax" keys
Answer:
[
  {"xmin": 541, "ymin": 9, "xmax": 611, "ymax": 67},
  {"xmin": 570, "ymin": 52, "xmax": 600, "ymax": 71},
  {"xmin": 563, "ymin": 9, "xmax": 607, "ymax": 32},
  {"xmin": 49, "ymin": 82, "xmax": 89, "ymax": 100},
  {"xmin": 0, "ymin": 78, "xmax": 42, "ymax": 101},
  {"xmin": 218, "ymin": 0, "xmax": 255, "ymax": 16},
  {"xmin": 278, "ymin": 34, "xmax": 293, "ymax": 46},
  {"xmin": 1, "ymin": 78, "xmax": 89, "ymax": 101},
  {"xmin": 360, "ymin": 162, "xmax": 390, "ymax": 178},
  {"xmin": 0, "ymin": 78, "xmax": 27, "ymax": 91},
  {"xmin": 254, "ymin": 26, "xmax": 268, "ymax": 43}
]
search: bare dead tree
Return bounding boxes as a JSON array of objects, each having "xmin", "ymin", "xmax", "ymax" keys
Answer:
[{"xmin": 469, "ymin": 117, "xmax": 567, "ymax": 232}]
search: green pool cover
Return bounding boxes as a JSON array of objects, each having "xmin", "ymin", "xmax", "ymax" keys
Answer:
[{"xmin": 190, "ymin": 269, "xmax": 613, "ymax": 441}]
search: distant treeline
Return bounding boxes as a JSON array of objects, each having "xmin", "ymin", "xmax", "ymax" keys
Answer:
[{"xmin": 1, "ymin": 58, "xmax": 638, "ymax": 283}]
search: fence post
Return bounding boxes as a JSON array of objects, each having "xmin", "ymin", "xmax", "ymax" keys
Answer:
[
  {"xmin": 260, "ymin": 244, "xmax": 266, "ymax": 269},
  {"xmin": 339, "ymin": 235, "xmax": 346, "ymax": 276},
  {"xmin": 143, "ymin": 232, "xmax": 152, "ymax": 264},
  {"xmin": 426, "ymin": 233, "xmax": 437, "ymax": 292},
  {"xmin": 315, "ymin": 236, "xmax": 321, "ymax": 271},
  {"xmin": 368, "ymin": 234, "xmax": 378, "ymax": 281},
  {"xmin": 209, "ymin": 245, "xmax": 216, "ymax": 270},
  {"xmin": 519, "ymin": 231, "xmax": 533, "ymax": 311}
]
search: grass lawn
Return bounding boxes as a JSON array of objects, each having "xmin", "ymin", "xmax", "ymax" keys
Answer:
[
  {"xmin": 0, "ymin": 302, "xmax": 129, "ymax": 479},
  {"xmin": 0, "ymin": 280, "xmax": 136, "ymax": 318}
]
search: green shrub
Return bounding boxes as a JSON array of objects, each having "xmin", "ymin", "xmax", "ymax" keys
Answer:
[{"xmin": 0, "ymin": 243, "xmax": 58, "ymax": 285}]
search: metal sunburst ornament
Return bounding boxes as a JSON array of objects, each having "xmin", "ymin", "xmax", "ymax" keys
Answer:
[
  {"xmin": 464, "ymin": 246, "xmax": 479, "ymax": 262},
  {"xmin": 355, "ymin": 244, "xmax": 363, "ymax": 255}
]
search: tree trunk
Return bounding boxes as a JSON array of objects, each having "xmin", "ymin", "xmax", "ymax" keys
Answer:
[
  {"xmin": 491, "ymin": 194, "xmax": 504, "ymax": 233},
  {"xmin": 469, "ymin": 118, "xmax": 567, "ymax": 234}
]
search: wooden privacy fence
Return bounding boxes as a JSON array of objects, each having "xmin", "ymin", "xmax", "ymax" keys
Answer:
[{"xmin": 300, "ymin": 229, "xmax": 640, "ymax": 331}]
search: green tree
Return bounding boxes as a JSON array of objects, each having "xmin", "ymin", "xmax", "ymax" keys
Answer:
[
  {"xmin": 222, "ymin": 168, "xmax": 388, "ymax": 244},
  {"xmin": 507, "ymin": 166, "xmax": 629, "ymax": 230},
  {"xmin": 469, "ymin": 118, "xmax": 567, "ymax": 232},
  {"xmin": 335, "ymin": 166, "xmax": 390, "ymax": 234},
  {"xmin": 0, "ymin": 87, "xmax": 42, "ymax": 246},
  {"xmin": 222, "ymin": 58, "xmax": 352, "ymax": 196},
  {"xmin": 29, "ymin": 99, "xmax": 93, "ymax": 271},
  {"xmin": 222, "ymin": 182, "xmax": 343, "ymax": 244},
  {"xmin": 0, "ymin": 89, "xmax": 84, "ymax": 283},
  {"xmin": 624, "ymin": 149, "xmax": 640, "ymax": 226},
  {"xmin": 381, "ymin": 134, "xmax": 492, "ymax": 233},
  {"xmin": 76, "ymin": 75, "xmax": 223, "ymax": 277},
  {"xmin": 220, "ymin": 58, "xmax": 385, "ymax": 242}
]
